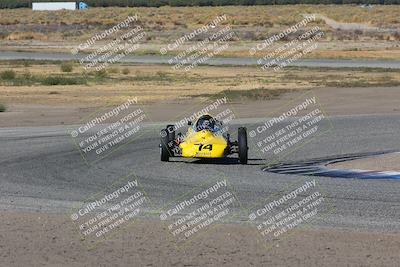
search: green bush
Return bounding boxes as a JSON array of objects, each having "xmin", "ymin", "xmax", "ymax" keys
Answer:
[
  {"xmin": 41, "ymin": 76, "xmax": 85, "ymax": 85},
  {"xmin": 0, "ymin": 70, "xmax": 16, "ymax": 80},
  {"xmin": 94, "ymin": 69, "xmax": 108, "ymax": 78},
  {"xmin": 0, "ymin": 103, "xmax": 6, "ymax": 112},
  {"xmin": 0, "ymin": 0, "xmax": 29, "ymax": 8},
  {"xmin": 60, "ymin": 62, "xmax": 73, "ymax": 73},
  {"xmin": 122, "ymin": 68, "xmax": 130, "ymax": 75}
]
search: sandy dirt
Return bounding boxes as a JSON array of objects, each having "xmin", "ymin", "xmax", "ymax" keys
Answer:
[
  {"xmin": 1, "ymin": 211, "xmax": 399, "ymax": 267},
  {"xmin": 1, "ymin": 86, "xmax": 400, "ymax": 127},
  {"xmin": 330, "ymin": 153, "xmax": 400, "ymax": 172}
]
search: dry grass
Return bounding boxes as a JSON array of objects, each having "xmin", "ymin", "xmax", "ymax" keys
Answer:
[
  {"xmin": 305, "ymin": 49, "xmax": 400, "ymax": 60},
  {"xmin": 0, "ymin": 6, "xmax": 399, "ymax": 29},
  {"xmin": 1, "ymin": 61, "xmax": 400, "ymax": 105},
  {"xmin": 5, "ymin": 32, "xmax": 47, "ymax": 41},
  {"xmin": 0, "ymin": 6, "xmax": 399, "ymax": 43},
  {"xmin": 0, "ymin": 6, "xmax": 399, "ymax": 60}
]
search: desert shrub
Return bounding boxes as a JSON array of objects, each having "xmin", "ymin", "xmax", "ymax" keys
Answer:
[
  {"xmin": 60, "ymin": 62, "xmax": 73, "ymax": 73},
  {"xmin": 94, "ymin": 69, "xmax": 108, "ymax": 78},
  {"xmin": 0, "ymin": 103, "xmax": 6, "ymax": 112},
  {"xmin": 41, "ymin": 76, "xmax": 85, "ymax": 85},
  {"xmin": 0, "ymin": 70, "xmax": 16, "ymax": 80},
  {"xmin": 122, "ymin": 68, "xmax": 130, "ymax": 75}
]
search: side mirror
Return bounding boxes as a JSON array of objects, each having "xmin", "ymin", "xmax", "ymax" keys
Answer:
[{"xmin": 188, "ymin": 121, "xmax": 192, "ymax": 126}]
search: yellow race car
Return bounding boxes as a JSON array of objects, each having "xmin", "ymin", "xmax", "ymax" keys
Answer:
[{"xmin": 160, "ymin": 114, "xmax": 248, "ymax": 164}]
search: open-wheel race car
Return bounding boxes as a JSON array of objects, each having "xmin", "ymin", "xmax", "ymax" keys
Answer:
[{"xmin": 160, "ymin": 114, "xmax": 248, "ymax": 164}]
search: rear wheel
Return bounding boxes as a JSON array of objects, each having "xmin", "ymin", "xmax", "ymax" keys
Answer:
[{"xmin": 238, "ymin": 127, "xmax": 248, "ymax": 164}]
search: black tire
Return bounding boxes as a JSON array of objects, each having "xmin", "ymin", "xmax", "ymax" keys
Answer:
[
  {"xmin": 160, "ymin": 125, "xmax": 175, "ymax": 162},
  {"xmin": 166, "ymin": 125, "xmax": 175, "ymax": 142},
  {"xmin": 238, "ymin": 127, "xmax": 248, "ymax": 164},
  {"xmin": 160, "ymin": 128, "xmax": 170, "ymax": 162}
]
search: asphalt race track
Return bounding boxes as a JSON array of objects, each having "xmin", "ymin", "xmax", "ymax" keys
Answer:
[
  {"xmin": 264, "ymin": 151, "xmax": 400, "ymax": 180},
  {"xmin": 1, "ymin": 114, "xmax": 400, "ymax": 232},
  {"xmin": 1, "ymin": 51, "xmax": 400, "ymax": 69}
]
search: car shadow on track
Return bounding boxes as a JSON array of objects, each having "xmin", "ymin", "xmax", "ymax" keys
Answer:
[{"xmin": 170, "ymin": 157, "xmax": 265, "ymax": 165}]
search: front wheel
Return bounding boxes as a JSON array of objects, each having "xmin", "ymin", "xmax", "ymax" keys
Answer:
[
  {"xmin": 238, "ymin": 127, "xmax": 248, "ymax": 164},
  {"xmin": 160, "ymin": 128, "xmax": 170, "ymax": 162}
]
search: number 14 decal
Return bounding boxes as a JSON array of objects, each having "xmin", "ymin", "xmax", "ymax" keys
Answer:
[{"xmin": 195, "ymin": 144, "xmax": 213, "ymax": 151}]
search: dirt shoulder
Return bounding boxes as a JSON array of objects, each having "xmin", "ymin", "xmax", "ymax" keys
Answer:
[
  {"xmin": 1, "ymin": 210, "xmax": 399, "ymax": 267},
  {"xmin": 330, "ymin": 153, "xmax": 400, "ymax": 172},
  {"xmin": 1, "ymin": 86, "xmax": 400, "ymax": 127},
  {"xmin": 1, "ymin": 61, "xmax": 400, "ymax": 127}
]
